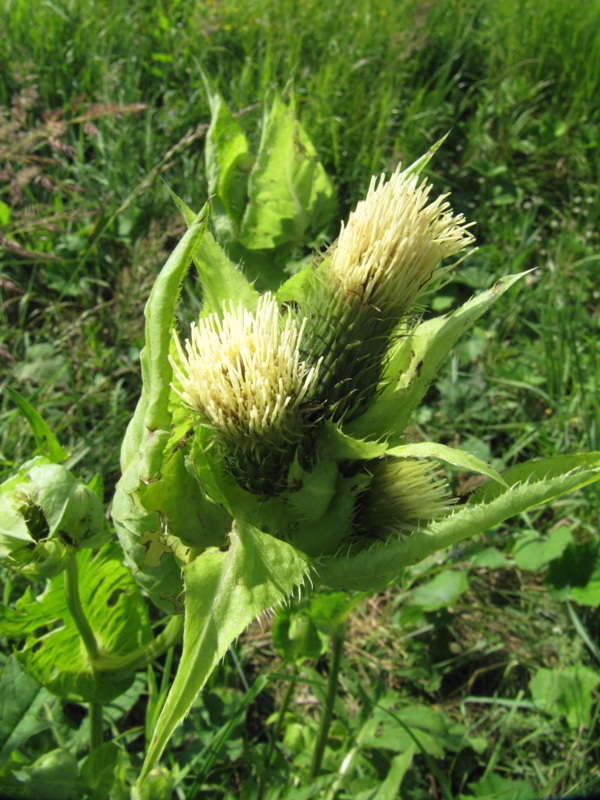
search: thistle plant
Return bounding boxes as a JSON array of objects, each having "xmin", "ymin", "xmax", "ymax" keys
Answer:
[
  {"xmin": 108, "ymin": 141, "xmax": 600, "ymax": 786},
  {"xmin": 0, "ymin": 107, "xmax": 597, "ymax": 793}
]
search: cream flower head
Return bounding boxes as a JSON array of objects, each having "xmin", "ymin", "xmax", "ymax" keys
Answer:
[
  {"xmin": 169, "ymin": 294, "xmax": 319, "ymax": 444},
  {"xmin": 330, "ymin": 166, "xmax": 475, "ymax": 311}
]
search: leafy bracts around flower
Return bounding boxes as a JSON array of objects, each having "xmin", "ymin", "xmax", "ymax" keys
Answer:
[{"xmin": 0, "ymin": 456, "xmax": 106, "ymax": 579}]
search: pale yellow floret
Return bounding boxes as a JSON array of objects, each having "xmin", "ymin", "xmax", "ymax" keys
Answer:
[
  {"xmin": 169, "ymin": 294, "xmax": 319, "ymax": 442},
  {"xmin": 330, "ymin": 166, "xmax": 475, "ymax": 311}
]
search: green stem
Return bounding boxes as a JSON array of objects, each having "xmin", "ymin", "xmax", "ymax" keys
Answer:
[
  {"xmin": 64, "ymin": 552, "xmax": 99, "ymax": 660},
  {"xmin": 90, "ymin": 702, "xmax": 104, "ymax": 752},
  {"xmin": 310, "ymin": 625, "xmax": 346, "ymax": 780},
  {"xmin": 92, "ymin": 615, "xmax": 184, "ymax": 674}
]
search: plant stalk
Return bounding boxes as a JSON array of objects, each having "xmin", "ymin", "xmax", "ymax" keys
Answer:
[
  {"xmin": 92, "ymin": 614, "xmax": 184, "ymax": 674},
  {"xmin": 64, "ymin": 552, "xmax": 99, "ymax": 660},
  {"xmin": 309, "ymin": 625, "xmax": 346, "ymax": 780},
  {"xmin": 90, "ymin": 702, "xmax": 104, "ymax": 751}
]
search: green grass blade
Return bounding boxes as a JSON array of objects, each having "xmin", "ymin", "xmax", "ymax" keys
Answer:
[{"xmin": 5, "ymin": 388, "xmax": 68, "ymax": 464}]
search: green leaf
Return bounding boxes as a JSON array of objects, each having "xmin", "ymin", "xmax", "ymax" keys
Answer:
[
  {"xmin": 80, "ymin": 742, "xmax": 119, "ymax": 800},
  {"xmin": 138, "ymin": 521, "xmax": 309, "ymax": 785},
  {"xmin": 546, "ymin": 540, "xmax": 600, "ymax": 606},
  {"xmin": 0, "ymin": 200, "xmax": 11, "ymax": 226},
  {"xmin": 308, "ymin": 590, "xmax": 364, "ymax": 635},
  {"xmin": 272, "ymin": 604, "xmax": 326, "ymax": 663},
  {"xmin": 118, "ymin": 203, "xmax": 208, "ymax": 473},
  {"xmin": 364, "ymin": 702, "xmax": 473, "ymax": 758},
  {"xmin": 239, "ymin": 94, "xmax": 335, "ymax": 253},
  {"xmin": 372, "ymin": 746, "xmax": 415, "ymax": 800},
  {"xmin": 323, "ymin": 424, "xmax": 388, "ymax": 461},
  {"xmin": 459, "ymin": 773, "xmax": 536, "ymax": 800},
  {"xmin": 113, "ymin": 205, "xmax": 222, "ymax": 613},
  {"xmin": 530, "ymin": 666, "xmax": 600, "ymax": 730},
  {"xmin": 12, "ymin": 748, "xmax": 79, "ymax": 800},
  {"xmin": 512, "ymin": 525, "xmax": 573, "ymax": 571},
  {"xmin": 202, "ymin": 72, "xmax": 252, "ymax": 237},
  {"xmin": 318, "ymin": 454, "xmax": 600, "ymax": 591},
  {"xmin": 0, "ymin": 544, "xmax": 152, "ymax": 703},
  {"xmin": 348, "ymin": 272, "xmax": 528, "ymax": 440},
  {"xmin": 276, "ymin": 259, "xmax": 317, "ymax": 305},
  {"xmin": 168, "ymin": 188, "xmax": 258, "ymax": 316},
  {"xmin": 0, "ymin": 657, "xmax": 52, "ymax": 767},
  {"xmin": 469, "ymin": 452, "xmax": 600, "ymax": 504},
  {"xmin": 387, "ymin": 442, "xmax": 507, "ymax": 487},
  {"xmin": 400, "ymin": 133, "xmax": 449, "ymax": 178},
  {"xmin": 5, "ymin": 387, "xmax": 69, "ymax": 463},
  {"xmin": 469, "ymin": 547, "xmax": 509, "ymax": 569},
  {"xmin": 0, "ymin": 495, "xmax": 33, "ymax": 556},
  {"xmin": 408, "ymin": 570, "xmax": 468, "ymax": 612}
]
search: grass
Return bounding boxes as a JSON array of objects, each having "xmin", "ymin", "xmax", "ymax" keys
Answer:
[{"xmin": 1, "ymin": 0, "xmax": 599, "ymax": 797}]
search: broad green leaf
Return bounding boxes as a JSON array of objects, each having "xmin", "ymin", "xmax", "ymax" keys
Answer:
[
  {"xmin": 138, "ymin": 521, "xmax": 309, "ymax": 785},
  {"xmin": 80, "ymin": 742, "xmax": 119, "ymax": 800},
  {"xmin": 202, "ymin": 72, "xmax": 252, "ymax": 237},
  {"xmin": 239, "ymin": 94, "xmax": 335, "ymax": 254},
  {"xmin": 308, "ymin": 590, "xmax": 364, "ymax": 635},
  {"xmin": 547, "ymin": 540, "xmax": 600, "ymax": 606},
  {"xmin": 387, "ymin": 442, "xmax": 507, "ymax": 487},
  {"xmin": 348, "ymin": 272, "xmax": 528, "ymax": 440},
  {"xmin": 5, "ymin": 387, "xmax": 69, "ymax": 463},
  {"xmin": 530, "ymin": 666, "xmax": 600, "ymax": 730},
  {"xmin": 0, "ymin": 496, "xmax": 32, "ymax": 555},
  {"xmin": 113, "ymin": 207, "xmax": 217, "ymax": 612},
  {"xmin": 12, "ymin": 748, "xmax": 79, "ymax": 800},
  {"xmin": 168, "ymin": 188, "xmax": 258, "ymax": 315},
  {"xmin": 142, "ymin": 207, "xmax": 208, "ymax": 437},
  {"xmin": 119, "ymin": 204, "xmax": 208, "ymax": 472},
  {"xmin": 372, "ymin": 746, "xmax": 414, "ymax": 800},
  {"xmin": 0, "ymin": 544, "xmax": 152, "ymax": 703},
  {"xmin": 276, "ymin": 259, "xmax": 317, "ymax": 305},
  {"xmin": 459, "ymin": 774, "xmax": 536, "ymax": 800},
  {"xmin": 0, "ymin": 657, "xmax": 52, "ymax": 767},
  {"xmin": 287, "ymin": 456, "xmax": 340, "ymax": 522},
  {"xmin": 408, "ymin": 570, "xmax": 468, "ymax": 611},
  {"xmin": 318, "ymin": 455, "xmax": 600, "ymax": 591},
  {"xmin": 272, "ymin": 604, "xmax": 326, "ymax": 663},
  {"xmin": 469, "ymin": 547, "xmax": 509, "ymax": 569},
  {"xmin": 512, "ymin": 525, "xmax": 573, "ymax": 571},
  {"xmin": 364, "ymin": 702, "xmax": 473, "ymax": 758},
  {"xmin": 194, "ymin": 230, "xmax": 259, "ymax": 316}
]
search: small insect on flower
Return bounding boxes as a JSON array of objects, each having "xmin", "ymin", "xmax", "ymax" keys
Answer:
[
  {"xmin": 330, "ymin": 165, "xmax": 475, "ymax": 313},
  {"xmin": 169, "ymin": 293, "xmax": 320, "ymax": 446}
]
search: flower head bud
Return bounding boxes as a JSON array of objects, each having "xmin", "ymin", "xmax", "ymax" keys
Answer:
[
  {"xmin": 170, "ymin": 294, "xmax": 320, "ymax": 447},
  {"xmin": 360, "ymin": 458, "xmax": 456, "ymax": 537},
  {"xmin": 330, "ymin": 167, "xmax": 474, "ymax": 312},
  {"xmin": 0, "ymin": 457, "xmax": 106, "ymax": 579}
]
